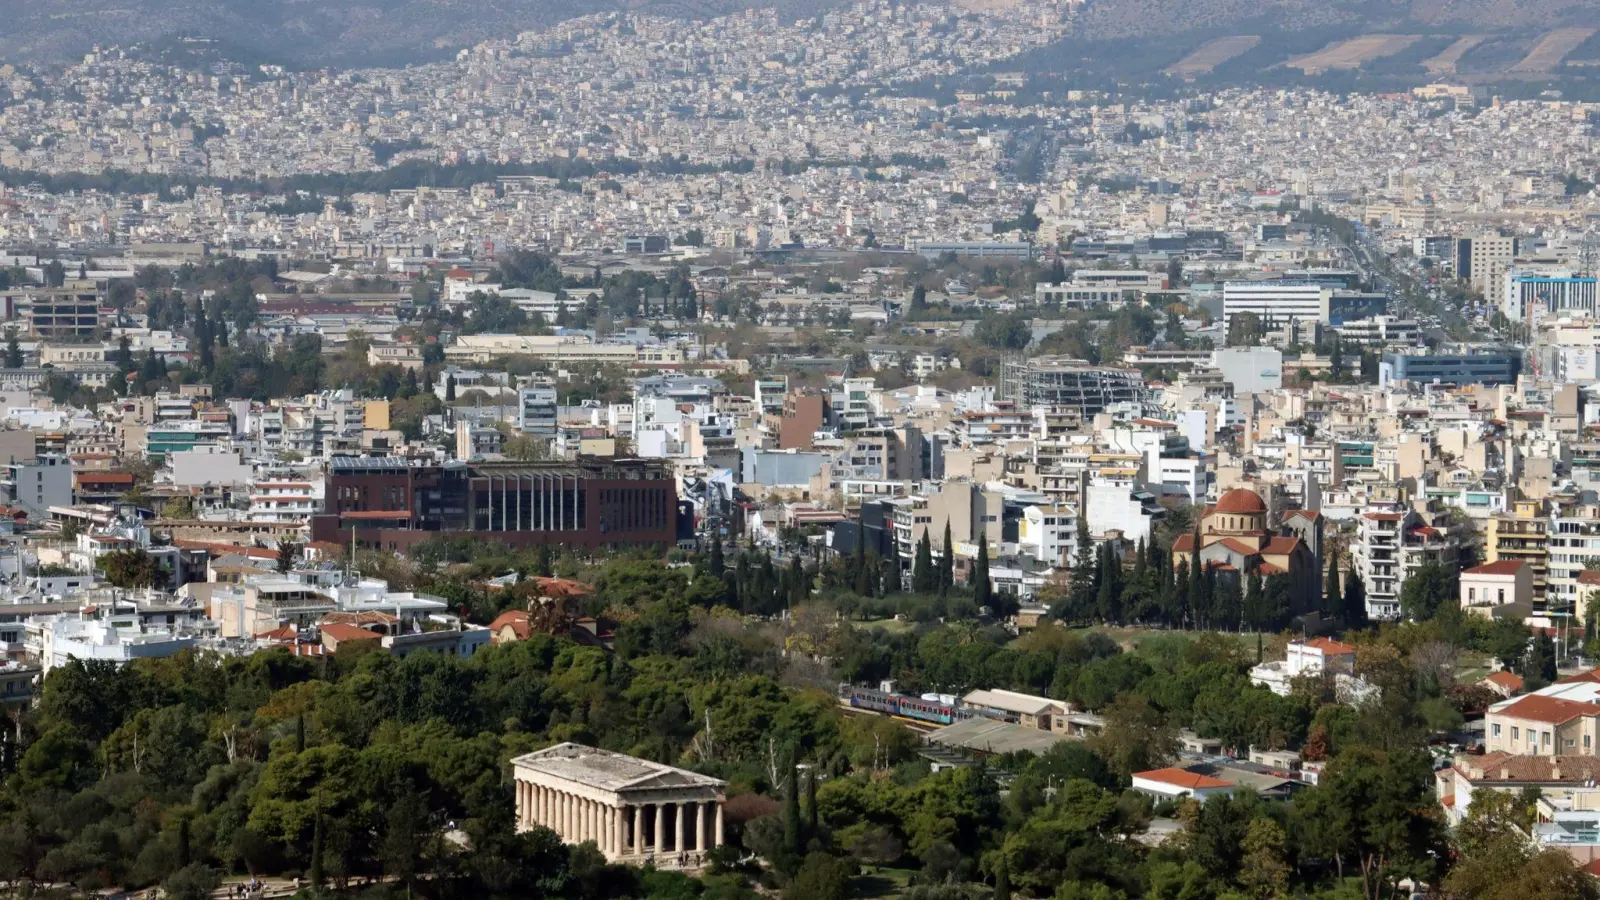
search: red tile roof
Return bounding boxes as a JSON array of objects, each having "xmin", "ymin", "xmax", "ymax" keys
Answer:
[
  {"xmin": 1217, "ymin": 537, "xmax": 1264, "ymax": 557},
  {"xmin": 1495, "ymin": 693, "xmax": 1600, "ymax": 725},
  {"xmin": 1301, "ymin": 637, "xmax": 1356, "ymax": 655},
  {"xmin": 1262, "ymin": 536, "xmax": 1305, "ymax": 556},
  {"xmin": 1484, "ymin": 671, "xmax": 1525, "ymax": 690},
  {"xmin": 1135, "ymin": 767, "xmax": 1234, "ymax": 790},
  {"xmin": 1467, "ymin": 560, "xmax": 1526, "ymax": 576},
  {"xmin": 1557, "ymin": 667, "xmax": 1600, "ymax": 685},
  {"xmin": 319, "ymin": 623, "xmax": 382, "ymax": 643},
  {"xmin": 76, "ymin": 471, "xmax": 135, "ymax": 485}
]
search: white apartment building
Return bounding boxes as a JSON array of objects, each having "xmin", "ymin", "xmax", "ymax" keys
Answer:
[
  {"xmin": 1467, "ymin": 234, "xmax": 1517, "ymax": 307},
  {"xmin": 1222, "ymin": 282, "xmax": 1330, "ymax": 331},
  {"xmin": 518, "ymin": 382, "xmax": 559, "ymax": 438},
  {"xmin": 1336, "ymin": 316, "xmax": 1420, "ymax": 346},
  {"xmin": 1549, "ymin": 505, "xmax": 1600, "ymax": 617},
  {"xmin": 36, "ymin": 613, "xmax": 202, "ymax": 673},
  {"xmin": 1353, "ymin": 507, "xmax": 1459, "ymax": 620},
  {"xmin": 248, "ymin": 479, "xmax": 322, "ymax": 524}
]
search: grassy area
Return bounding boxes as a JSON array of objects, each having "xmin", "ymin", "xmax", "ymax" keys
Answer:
[
  {"xmin": 1074, "ymin": 624, "xmax": 1275, "ymax": 654},
  {"xmin": 852, "ymin": 866, "xmax": 921, "ymax": 898},
  {"xmin": 856, "ymin": 617, "xmax": 918, "ymax": 635}
]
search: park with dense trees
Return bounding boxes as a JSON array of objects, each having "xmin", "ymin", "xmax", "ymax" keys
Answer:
[{"xmin": 0, "ymin": 534, "xmax": 1589, "ymax": 900}]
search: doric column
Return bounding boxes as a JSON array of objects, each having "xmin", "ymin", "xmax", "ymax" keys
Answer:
[
  {"xmin": 583, "ymin": 798, "xmax": 594, "ymax": 844},
  {"xmin": 612, "ymin": 805, "xmax": 625, "ymax": 858},
  {"xmin": 633, "ymin": 804, "xmax": 645, "ymax": 855},
  {"xmin": 676, "ymin": 802, "xmax": 687, "ymax": 853},
  {"xmin": 541, "ymin": 785, "xmax": 551, "ymax": 829},
  {"xmin": 563, "ymin": 791, "xmax": 574, "ymax": 839},
  {"xmin": 655, "ymin": 803, "xmax": 667, "ymax": 852},
  {"xmin": 715, "ymin": 801, "xmax": 724, "ymax": 847},
  {"xmin": 695, "ymin": 801, "xmax": 707, "ymax": 852}
]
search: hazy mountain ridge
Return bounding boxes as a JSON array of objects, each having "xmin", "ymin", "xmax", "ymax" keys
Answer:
[{"xmin": 0, "ymin": 0, "xmax": 1598, "ymax": 70}]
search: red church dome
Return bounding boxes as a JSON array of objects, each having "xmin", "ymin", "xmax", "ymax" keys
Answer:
[{"xmin": 1214, "ymin": 488, "xmax": 1268, "ymax": 515}]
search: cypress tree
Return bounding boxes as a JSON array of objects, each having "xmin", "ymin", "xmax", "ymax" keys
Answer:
[
  {"xmin": 1324, "ymin": 546, "xmax": 1342, "ymax": 619},
  {"xmin": 1216, "ymin": 572, "xmax": 1243, "ymax": 631},
  {"xmin": 295, "ymin": 714, "xmax": 305, "ymax": 753},
  {"xmin": 784, "ymin": 759, "xmax": 804, "ymax": 857},
  {"xmin": 1096, "ymin": 543, "xmax": 1122, "ymax": 624},
  {"xmin": 878, "ymin": 553, "xmax": 898, "ymax": 597},
  {"xmin": 994, "ymin": 859, "xmax": 1012, "ymax": 900},
  {"xmin": 805, "ymin": 768, "xmax": 819, "ymax": 843},
  {"xmin": 1187, "ymin": 552, "xmax": 1204, "ymax": 629},
  {"xmin": 445, "ymin": 373, "xmax": 457, "ymax": 402},
  {"xmin": 177, "ymin": 816, "xmax": 190, "ymax": 867},
  {"xmin": 1244, "ymin": 573, "xmax": 1265, "ymax": 631},
  {"xmin": 790, "ymin": 555, "xmax": 807, "ymax": 606},
  {"xmin": 1344, "ymin": 566, "xmax": 1368, "ymax": 629},
  {"xmin": 709, "ymin": 539, "xmax": 725, "ymax": 578},
  {"xmin": 1068, "ymin": 518, "xmax": 1097, "ymax": 622},
  {"xmin": 939, "ymin": 519, "xmax": 954, "ymax": 597},
  {"xmin": 309, "ymin": 810, "xmax": 325, "ymax": 888},
  {"xmin": 855, "ymin": 548, "xmax": 874, "ymax": 597},
  {"xmin": 974, "ymin": 539, "xmax": 993, "ymax": 610},
  {"xmin": 913, "ymin": 530, "xmax": 934, "ymax": 593}
]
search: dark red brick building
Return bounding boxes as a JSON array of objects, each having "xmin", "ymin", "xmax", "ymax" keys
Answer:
[{"xmin": 310, "ymin": 456, "xmax": 680, "ymax": 552}]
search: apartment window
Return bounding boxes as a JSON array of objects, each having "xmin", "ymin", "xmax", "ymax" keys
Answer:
[
  {"xmin": 1498, "ymin": 589, "xmax": 1505, "ymax": 603},
  {"xmin": 1469, "ymin": 588, "xmax": 1476, "ymax": 602},
  {"xmin": 1492, "ymin": 724, "xmax": 1502, "ymax": 737},
  {"xmin": 1586, "ymin": 735, "xmax": 1592, "ymax": 751},
  {"xmin": 1543, "ymin": 731, "xmax": 1551, "ymax": 747},
  {"xmin": 1512, "ymin": 726, "xmax": 1520, "ymax": 741}
]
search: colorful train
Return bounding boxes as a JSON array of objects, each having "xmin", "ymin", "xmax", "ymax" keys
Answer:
[{"xmin": 842, "ymin": 685, "xmax": 962, "ymax": 726}]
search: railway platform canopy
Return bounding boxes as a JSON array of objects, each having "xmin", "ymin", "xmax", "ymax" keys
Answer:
[{"xmin": 925, "ymin": 715, "xmax": 1075, "ymax": 757}]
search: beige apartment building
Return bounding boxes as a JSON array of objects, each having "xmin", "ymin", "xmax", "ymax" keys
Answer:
[{"xmin": 1487, "ymin": 693, "xmax": 1600, "ymax": 756}]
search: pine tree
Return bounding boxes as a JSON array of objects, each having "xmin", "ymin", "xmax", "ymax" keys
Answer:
[
  {"xmin": 536, "ymin": 542, "xmax": 555, "ymax": 577},
  {"xmin": 938, "ymin": 519, "xmax": 954, "ymax": 597},
  {"xmin": 913, "ymin": 530, "xmax": 935, "ymax": 593},
  {"xmin": 1323, "ymin": 546, "xmax": 1342, "ymax": 619},
  {"xmin": 4, "ymin": 329, "xmax": 20, "ymax": 369},
  {"xmin": 974, "ymin": 539, "xmax": 992, "ymax": 610}
]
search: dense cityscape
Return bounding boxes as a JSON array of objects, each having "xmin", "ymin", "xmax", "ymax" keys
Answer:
[{"xmin": 0, "ymin": 0, "xmax": 1595, "ymax": 899}]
